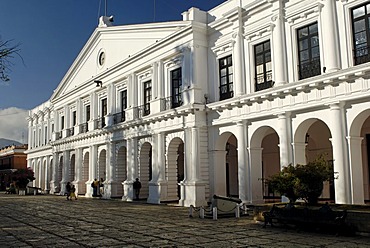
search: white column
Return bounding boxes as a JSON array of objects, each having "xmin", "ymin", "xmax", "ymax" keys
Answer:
[
  {"xmin": 105, "ymin": 142, "xmax": 116, "ymax": 198},
  {"xmin": 347, "ymin": 136, "xmax": 365, "ymax": 204},
  {"xmin": 123, "ymin": 137, "xmax": 136, "ymax": 201},
  {"xmin": 292, "ymin": 142, "xmax": 307, "ymax": 165},
  {"xmin": 44, "ymin": 156, "xmax": 50, "ymax": 192},
  {"xmin": 249, "ymin": 147, "xmax": 264, "ymax": 204},
  {"xmin": 90, "ymin": 145, "xmax": 97, "ymax": 181},
  {"xmin": 75, "ymin": 148, "xmax": 83, "ymax": 194},
  {"xmin": 157, "ymin": 61, "xmax": 164, "ymax": 100},
  {"xmin": 277, "ymin": 113, "xmax": 293, "ymax": 168},
  {"xmin": 233, "ymin": 30, "xmax": 245, "ymax": 96},
  {"xmin": 27, "ymin": 117, "xmax": 33, "ymax": 148},
  {"xmin": 191, "ymin": 127, "xmax": 200, "ymax": 181},
  {"xmin": 272, "ymin": 1, "xmax": 288, "ymax": 85},
  {"xmin": 320, "ymin": 0, "xmax": 340, "ymax": 72},
  {"xmin": 329, "ymin": 103, "xmax": 350, "ymax": 204},
  {"xmin": 236, "ymin": 121, "xmax": 249, "ymax": 202},
  {"xmin": 50, "ymin": 152, "xmax": 59, "ymax": 194}
]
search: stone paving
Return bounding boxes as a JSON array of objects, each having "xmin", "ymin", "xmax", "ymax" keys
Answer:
[{"xmin": 0, "ymin": 194, "xmax": 370, "ymax": 247}]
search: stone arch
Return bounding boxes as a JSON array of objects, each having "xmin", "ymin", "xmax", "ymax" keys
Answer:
[
  {"xmin": 294, "ymin": 118, "xmax": 334, "ymax": 201},
  {"xmin": 98, "ymin": 149, "xmax": 107, "ymax": 182},
  {"xmin": 79, "ymin": 151, "xmax": 89, "ymax": 195},
  {"xmin": 116, "ymin": 144, "xmax": 127, "ymax": 197},
  {"xmin": 249, "ymin": 125, "xmax": 279, "ymax": 203},
  {"xmin": 348, "ymin": 109, "xmax": 370, "ymax": 203},
  {"xmin": 139, "ymin": 142, "xmax": 152, "ymax": 199},
  {"xmin": 167, "ymin": 137, "xmax": 184, "ymax": 202},
  {"xmin": 70, "ymin": 154, "xmax": 76, "ymax": 183}
]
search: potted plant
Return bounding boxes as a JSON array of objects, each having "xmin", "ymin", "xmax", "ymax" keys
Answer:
[{"xmin": 267, "ymin": 154, "xmax": 336, "ymax": 205}]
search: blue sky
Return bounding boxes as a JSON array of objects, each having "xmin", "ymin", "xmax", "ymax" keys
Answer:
[{"xmin": 0, "ymin": 0, "xmax": 227, "ymax": 110}]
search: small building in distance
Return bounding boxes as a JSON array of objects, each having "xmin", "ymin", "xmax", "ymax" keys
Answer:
[{"xmin": 0, "ymin": 144, "xmax": 28, "ymax": 190}]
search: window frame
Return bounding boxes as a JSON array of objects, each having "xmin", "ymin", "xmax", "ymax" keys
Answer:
[
  {"xmin": 297, "ymin": 22, "xmax": 321, "ymax": 80},
  {"xmin": 254, "ymin": 40, "xmax": 273, "ymax": 91},
  {"xmin": 170, "ymin": 67, "xmax": 182, "ymax": 108},
  {"xmin": 143, "ymin": 80, "xmax": 152, "ymax": 116},
  {"xmin": 351, "ymin": 2, "xmax": 370, "ymax": 65},
  {"xmin": 218, "ymin": 55, "xmax": 234, "ymax": 101}
]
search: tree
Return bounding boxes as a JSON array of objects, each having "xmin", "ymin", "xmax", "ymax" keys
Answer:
[
  {"xmin": 267, "ymin": 154, "xmax": 336, "ymax": 204},
  {"xmin": 0, "ymin": 37, "xmax": 21, "ymax": 82}
]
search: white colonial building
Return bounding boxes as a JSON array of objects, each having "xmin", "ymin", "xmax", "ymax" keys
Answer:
[{"xmin": 26, "ymin": 0, "xmax": 370, "ymax": 206}]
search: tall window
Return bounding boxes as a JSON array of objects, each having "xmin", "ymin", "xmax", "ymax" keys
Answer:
[
  {"xmin": 121, "ymin": 90, "xmax": 127, "ymax": 111},
  {"xmin": 143, "ymin": 81, "xmax": 151, "ymax": 116},
  {"xmin": 219, "ymin": 55, "xmax": 233, "ymax": 100},
  {"xmin": 254, "ymin": 40, "xmax": 273, "ymax": 91},
  {"xmin": 61, "ymin": 116, "xmax": 65, "ymax": 130},
  {"xmin": 297, "ymin": 22, "xmax": 321, "ymax": 80},
  {"xmin": 101, "ymin": 98, "xmax": 107, "ymax": 127},
  {"xmin": 72, "ymin": 111, "xmax": 77, "ymax": 126},
  {"xmin": 171, "ymin": 68, "xmax": 182, "ymax": 108},
  {"xmin": 352, "ymin": 3, "xmax": 370, "ymax": 65},
  {"xmin": 86, "ymin": 105, "xmax": 90, "ymax": 122}
]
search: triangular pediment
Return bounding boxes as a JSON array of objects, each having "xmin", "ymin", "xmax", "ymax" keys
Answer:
[{"xmin": 51, "ymin": 21, "xmax": 188, "ymax": 101}]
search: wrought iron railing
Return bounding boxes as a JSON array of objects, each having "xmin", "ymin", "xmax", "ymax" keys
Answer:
[
  {"xmin": 79, "ymin": 122, "xmax": 88, "ymax": 133},
  {"xmin": 354, "ymin": 45, "xmax": 370, "ymax": 65},
  {"xmin": 66, "ymin": 127, "xmax": 74, "ymax": 137},
  {"xmin": 298, "ymin": 58, "xmax": 321, "ymax": 80},
  {"xmin": 95, "ymin": 117, "xmax": 106, "ymax": 129},
  {"xmin": 113, "ymin": 112, "xmax": 125, "ymax": 124},
  {"xmin": 160, "ymin": 96, "xmax": 183, "ymax": 111},
  {"xmin": 134, "ymin": 103, "xmax": 150, "ymax": 119}
]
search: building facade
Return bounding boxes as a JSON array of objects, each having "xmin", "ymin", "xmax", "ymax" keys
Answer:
[
  {"xmin": 0, "ymin": 145, "xmax": 28, "ymax": 190},
  {"xmin": 27, "ymin": 0, "xmax": 370, "ymax": 206}
]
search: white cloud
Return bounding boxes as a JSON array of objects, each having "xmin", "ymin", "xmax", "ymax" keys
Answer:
[{"xmin": 0, "ymin": 107, "xmax": 28, "ymax": 143}]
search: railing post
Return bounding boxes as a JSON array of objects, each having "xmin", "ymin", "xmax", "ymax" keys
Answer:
[
  {"xmin": 235, "ymin": 204, "xmax": 240, "ymax": 218},
  {"xmin": 189, "ymin": 205, "xmax": 193, "ymax": 218},
  {"xmin": 213, "ymin": 207, "xmax": 217, "ymax": 220},
  {"xmin": 200, "ymin": 207, "xmax": 205, "ymax": 219}
]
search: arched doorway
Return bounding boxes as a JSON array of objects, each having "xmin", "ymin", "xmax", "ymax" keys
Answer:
[
  {"xmin": 98, "ymin": 150, "xmax": 107, "ymax": 182},
  {"xmin": 250, "ymin": 126, "xmax": 279, "ymax": 203},
  {"xmin": 167, "ymin": 138, "xmax": 184, "ymax": 202},
  {"xmin": 139, "ymin": 142, "xmax": 152, "ymax": 200},
  {"xmin": 360, "ymin": 116, "xmax": 370, "ymax": 202},
  {"xmin": 79, "ymin": 152, "xmax": 89, "ymax": 195},
  {"xmin": 116, "ymin": 146, "xmax": 127, "ymax": 197},
  {"xmin": 70, "ymin": 154, "xmax": 75, "ymax": 183},
  {"xmin": 295, "ymin": 119, "xmax": 334, "ymax": 202},
  {"xmin": 226, "ymin": 135, "xmax": 238, "ymax": 197},
  {"xmin": 57, "ymin": 156, "xmax": 63, "ymax": 193}
]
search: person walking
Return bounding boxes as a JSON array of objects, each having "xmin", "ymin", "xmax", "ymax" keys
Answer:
[
  {"xmin": 133, "ymin": 178, "xmax": 141, "ymax": 200},
  {"xmin": 70, "ymin": 185, "xmax": 77, "ymax": 200},
  {"xmin": 66, "ymin": 182, "xmax": 71, "ymax": 200}
]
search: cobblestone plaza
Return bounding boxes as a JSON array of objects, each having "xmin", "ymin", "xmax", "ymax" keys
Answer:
[{"xmin": 0, "ymin": 194, "xmax": 370, "ymax": 247}]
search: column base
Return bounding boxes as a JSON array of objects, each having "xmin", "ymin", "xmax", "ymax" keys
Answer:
[
  {"xmin": 147, "ymin": 180, "xmax": 168, "ymax": 204},
  {"xmin": 122, "ymin": 180, "xmax": 134, "ymax": 201},
  {"xmin": 103, "ymin": 180, "xmax": 123, "ymax": 198},
  {"xmin": 178, "ymin": 181, "xmax": 207, "ymax": 207}
]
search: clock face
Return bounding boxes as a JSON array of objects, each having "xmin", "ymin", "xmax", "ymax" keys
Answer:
[{"xmin": 99, "ymin": 52, "xmax": 105, "ymax": 66}]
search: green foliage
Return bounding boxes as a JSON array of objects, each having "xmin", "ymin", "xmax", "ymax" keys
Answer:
[{"xmin": 267, "ymin": 154, "xmax": 336, "ymax": 204}]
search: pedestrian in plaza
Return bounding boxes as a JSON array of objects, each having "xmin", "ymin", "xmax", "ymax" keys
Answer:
[
  {"xmin": 99, "ymin": 178, "xmax": 104, "ymax": 197},
  {"xmin": 133, "ymin": 178, "xmax": 141, "ymax": 200},
  {"xmin": 92, "ymin": 178, "xmax": 99, "ymax": 197},
  {"xmin": 70, "ymin": 184, "xmax": 77, "ymax": 200},
  {"xmin": 65, "ymin": 182, "xmax": 71, "ymax": 200}
]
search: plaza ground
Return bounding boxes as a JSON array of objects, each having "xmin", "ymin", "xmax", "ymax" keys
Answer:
[{"xmin": 0, "ymin": 194, "xmax": 370, "ymax": 247}]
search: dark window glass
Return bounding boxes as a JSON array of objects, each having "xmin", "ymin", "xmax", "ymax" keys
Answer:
[
  {"xmin": 86, "ymin": 105, "xmax": 90, "ymax": 122},
  {"xmin": 121, "ymin": 90, "xmax": 127, "ymax": 111},
  {"xmin": 171, "ymin": 68, "xmax": 182, "ymax": 108},
  {"xmin": 219, "ymin": 55, "xmax": 233, "ymax": 100},
  {"xmin": 254, "ymin": 40, "xmax": 273, "ymax": 91},
  {"xmin": 297, "ymin": 22, "xmax": 321, "ymax": 80},
  {"xmin": 61, "ymin": 116, "xmax": 65, "ymax": 130},
  {"xmin": 72, "ymin": 111, "xmax": 76, "ymax": 126},
  {"xmin": 352, "ymin": 3, "xmax": 370, "ymax": 65},
  {"xmin": 143, "ymin": 81, "xmax": 151, "ymax": 116}
]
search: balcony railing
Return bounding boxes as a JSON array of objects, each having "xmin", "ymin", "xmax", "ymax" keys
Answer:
[
  {"xmin": 66, "ymin": 127, "xmax": 74, "ymax": 137},
  {"xmin": 160, "ymin": 96, "xmax": 183, "ymax": 111},
  {"xmin": 113, "ymin": 112, "xmax": 125, "ymax": 124},
  {"xmin": 298, "ymin": 59, "xmax": 321, "ymax": 80},
  {"xmin": 255, "ymin": 71, "xmax": 274, "ymax": 91},
  {"xmin": 95, "ymin": 117, "xmax": 106, "ymax": 129},
  {"xmin": 79, "ymin": 122, "xmax": 88, "ymax": 133},
  {"xmin": 134, "ymin": 103, "xmax": 150, "ymax": 119},
  {"xmin": 354, "ymin": 45, "xmax": 370, "ymax": 65}
]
